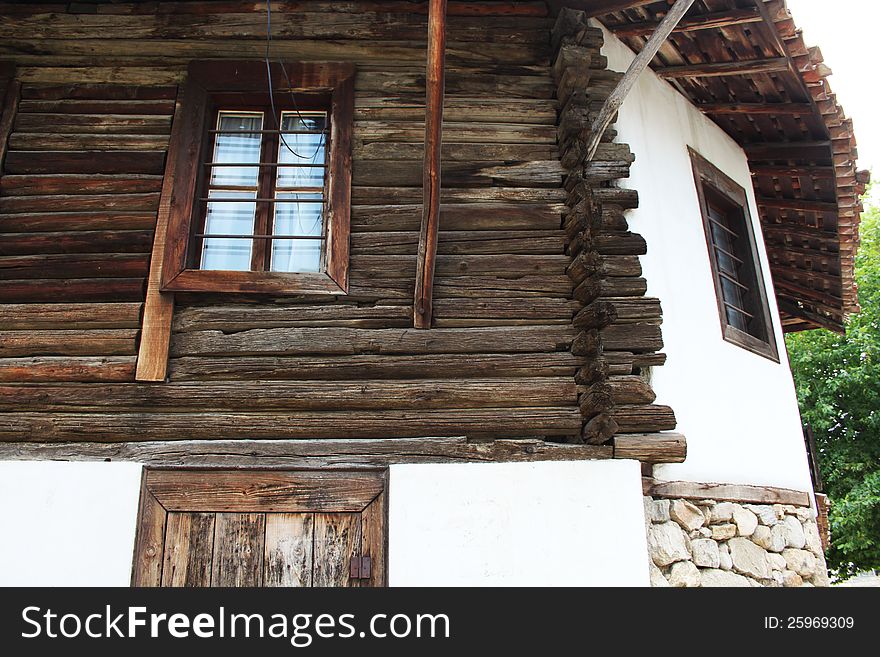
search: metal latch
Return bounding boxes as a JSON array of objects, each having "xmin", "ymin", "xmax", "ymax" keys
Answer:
[{"xmin": 349, "ymin": 555, "xmax": 372, "ymax": 580}]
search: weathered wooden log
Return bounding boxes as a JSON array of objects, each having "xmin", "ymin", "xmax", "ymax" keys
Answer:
[
  {"xmin": 0, "ymin": 329, "xmax": 138, "ymax": 358},
  {"xmin": 579, "ymin": 381, "xmax": 613, "ymax": 417},
  {"xmin": 574, "ymin": 358, "xmax": 609, "ymax": 386},
  {"xmin": 0, "ymin": 356, "xmax": 136, "ymax": 382},
  {"xmin": 601, "ymin": 323, "xmax": 664, "ymax": 352},
  {"xmin": 0, "ymin": 303, "xmax": 142, "ymax": 330},
  {"xmin": 606, "ymin": 375, "xmax": 657, "ymax": 404},
  {"xmin": 171, "ymin": 352, "xmax": 586, "ymax": 382},
  {"xmin": 170, "ymin": 326, "xmax": 577, "ymax": 358},
  {"xmin": 0, "ymin": 211, "xmax": 158, "ymax": 233},
  {"xmin": 582, "ymin": 412, "xmax": 619, "ymax": 445},
  {"xmin": 0, "ymin": 437, "xmax": 614, "ymax": 468},
  {"xmin": 566, "ymin": 250, "xmax": 603, "ymax": 283},
  {"xmin": 0, "ymin": 377, "xmax": 577, "ymax": 413},
  {"xmin": 0, "ymin": 408, "xmax": 585, "ymax": 442},
  {"xmin": 612, "ymin": 404, "xmax": 677, "ymax": 433},
  {"xmin": 351, "ymin": 229, "xmax": 567, "ymax": 256},
  {"xmin": 552, "ymin": 6, "xmax": 588, "ymax": 52},
  {"xmin": 3, "ymin": 150, "xmax": 167, "ymax": 175},
  {"xmin": 573, "ymin": 276, "xmax": 648, "ymax": 303},
  {"xmin": 596, "ymin": 232, "xmax": 647, "ymax": 256},
  {"xmin": 0, "ymin": 277, "xmax": 145, "ymax": 303},
  {"xmin": 573, "ymin": 300, "xmax": 618, "ymax": 329},
  {"xmin": 613, "ymin": 433, "xmax": 687, "ymax": 463},
  {"xmin": 552, "ymin": 44, "xmax": 591, "ymax": 83},
  {"xmin": 0, "ymin": 174, "xmax": 164, "ymax": 196},
  {"xmin": 0, "ymin": 253, "xmax": 149, "ymax": 280},
  {"xmin": 570, "ymin": 329, "xmax": 600, "ymax": 356},
  {"xmin": 352, "ymin": 202, "xmax": 566, "ymax": 232}
]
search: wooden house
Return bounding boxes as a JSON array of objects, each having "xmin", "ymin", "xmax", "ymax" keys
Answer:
[{"xmin": 0, "ymin": 0, "xmax": 866, "ymax": 586}]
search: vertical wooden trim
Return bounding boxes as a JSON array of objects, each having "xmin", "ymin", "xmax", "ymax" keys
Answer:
[
  {"xmin": 413, "ymin": 0, "xmax": 448, "ymax": 329},
  {"xmin": 359, "ymin": 488, "xmax": 387, "ymax": 587},
  {"xmin": 326, "ymin": 73, "xmax": 354, "ymax": 292},
  {"xmin": 136, "ymin": 84, "xmax": 188, "ymax": 382},
  {"xmin": 131, "ymin": 471, "xmax": 168, "ymax": 587},
  {"xmin": 0, "ymin": 63, "xmax": 20, "ymax": 176},
  {"xmin": 585, "ymin": 0, "xmax": 695, "ymax": 161}
]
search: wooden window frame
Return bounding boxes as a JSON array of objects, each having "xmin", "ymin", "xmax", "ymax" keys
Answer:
[
  {"xmin": 689, "ymin": 147, "xmax": 779, "ymax": 362},
  {"xmin": 160, "ymin": 60, "xmax": 354, "ymax": 295},
  {"xmin": 132, "ymin": 468, "xmax": 388, "ymax": 587}
]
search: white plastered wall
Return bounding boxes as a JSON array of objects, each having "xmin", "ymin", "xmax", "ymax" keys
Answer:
[
  {"xmin": 598, "ymin": 24, "xmax": 813, "ymax": 492},
  {"xmin": 388, "ymin": 460, "xmax": 650, "ymax": 586},
  {"xmin": 0, "ymin": 461, "xmax": 143, "ymax": 586}
]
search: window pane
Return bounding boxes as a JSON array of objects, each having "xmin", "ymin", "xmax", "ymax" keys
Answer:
[
  {"xmin": 277, "ymin": 111, "xmax": 326, "ymax": 189},
  {"xmin": 201, "ymin": 190, "xmax": 256, "ymax": 271},
  {"xmin": 271, "ymin": 192, "xmax": 323, "ymax": 273},
  {"xmin": 210, "ymin": 112, "xmax": 263, "ymax": 187}
]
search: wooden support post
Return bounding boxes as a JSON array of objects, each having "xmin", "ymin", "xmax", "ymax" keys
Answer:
[
  {"xmin": 413, "ymin": 0, "xmax": 447, "ymax": 329},
  {"xmin": 135, "ymin": 88, "xmax": 186, "ymax": 382},
  {"xmin": 0, "ymin": 63, "xmax": 19, "ymax": 175},
  {"xmin": 585, "ymin": 0, "xmax": 696, "ymax": 162}
]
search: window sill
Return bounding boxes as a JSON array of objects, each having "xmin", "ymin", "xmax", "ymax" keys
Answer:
[
  {"xmin": 722, "ymin": 325, "xmax": 780, "ymax": 363},
  {"xmin": 161, "ymin": 269, "xmax": 347, "ymax": 295}
]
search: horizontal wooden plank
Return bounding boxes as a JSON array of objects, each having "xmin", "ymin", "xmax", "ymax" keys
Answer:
[
  {"xmin": 351, "ymin": 203, "xmax": 564, "ymax": 232},
  {"xmin": 173, "ymin": 303, "xmax": 411, "ymax": 332},
  {"xmin": 8, "ymin": 133, "xmax": 171, "ymax": 151},
  {"xmin": 0, "ymin": 253, "xmax": 149, "ymax": 280},
  {"xmin": 0, "ymin": 174, "xmax": 164, "ymax": 195},
  {"xmin": 20, "ymin": 83, "xmax": 178, "ymax": 101},
  {"xmin": 647, "ymin": 480, "xmax": 812, "ymax": 507},
  {"xmin": 0, "ymin": 356, "xmax": 136, "ymax": 382},
  {"xmin": 351, "ymin": 254, "xmax": 570, "ymax": 277},
  {"xmin": 0, "ymin": 13, "xmax": 550, "ymax": 44},
  {"xmin": 0, "ymin": 303, "xmax": 142, "ymax": 330},
  {"xmin": 0, "ymin": 437, "xmax": 612, "ymax": 469},
  {"xmin": 0, "ymin": 329, "xmax": 139, "ymax": 357},
  {"xmin": 352, "ymin": 160, "xmax": 564, "ymax": 188},
  {"xmin": 353, "ymin": 120, "xmax": 556, "ymax": 144},
  {"xmin": 0, "ymin": 38, "xmax": 549, "ymax": 67},
  {"xmin": 169, "ymin": 352, "xmax": 584, "ymax": 381},
  {"xmin": 0, "ymin": 194, "xmax": 160, "ymax": 214},
  {"xmin": 0, "ymin": 378, "xmax": 576, "ymax": 412},
  {"xmin": 351, "ymin": 230, "xmax": 566, "ymax": 255},
  {"xmin": 356, "ymin": 67, "xmax": 554, "ymax": 99},
  {"xmin": 354, "ymin": 97, "xmax": 556, "ymax": 124},
  {"xmin": 0, "ymin": 231, "xmax": 154, "ymax": 255},
  {"xmin": 3, "ymin": 150, "xmax": 167, "ymax": 174},
  {"xmin": 170, "ymin": 326, "xmax": 576, "ymax": 357},
  {"xmin": 354, "ymin": 142, "xmax": 557, "ymax": 161},
  {"xmin": 14, "ymin": 113, "xmax": 172, "ymax": 134},
  {"xmin": 352, "ymin": 186, "xmax": 566, "ymax": 204},
  {"xmin": 17, "ymin": 98, "xmax": 177, "ymax": 115},
  {"xmin": 0, "ymin": 277, "xmax": 145, "ymax": 302},
  {"xmin": 146, "ymin": 469, "xmax": 386, "ymax": 513},
  {"xmin": 0, "ymin": 211, "xmax": 157, "ymax": 233},
  {"xmin": 0, "ymin": 407, "xmax": 584, "ymax": 441}
]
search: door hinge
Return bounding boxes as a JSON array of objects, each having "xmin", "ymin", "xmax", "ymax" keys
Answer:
[{"xmin": 349, "ymin": 555, "xmax": 372, "ymax": 580}]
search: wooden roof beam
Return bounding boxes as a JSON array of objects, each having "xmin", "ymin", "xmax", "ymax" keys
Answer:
[
  {"xmin": 610, "ymin": 7, "xmax": 763, "ymax": 38},
  {"xmin": 751, "ymin": 164, "xmax": 836, "ymax": 179},
  {"xmin": 413, "ymin": 0, "xmax": 447, "ymax": 329},
  {"xmin": 756, "ymin": 197, "xmax": 839, "ymax": 213},
  {"xmin": 656, "ymin": 57, "xmax": 790, "ymax": 78},
  {"xmin": 744, "ymin": 140, "xmax": 832, "ymax": 160},
  {"xmin": 699, "ymin": 102, "xmax": 813, "ymax": 116}
]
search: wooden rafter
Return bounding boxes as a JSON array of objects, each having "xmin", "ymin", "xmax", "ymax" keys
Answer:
[
  {"xmin": 655, "ymin": 57, "xmax": 790, "ymax": 78},
  {"xmin": 699, "ymin": 102, "xmax": 813, "ymax": 116},
  {"xmin": 413, "ymin": 0, "xmax": 448, "ymax": 329},
  {"xmin": 610, "ymin": 7, "xmax": 762, "ymax": 38}
]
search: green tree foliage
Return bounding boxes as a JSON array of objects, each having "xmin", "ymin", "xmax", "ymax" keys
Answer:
[{"xmin": 786, "ymin": 183, "xmax": 880, "ymax": 578}]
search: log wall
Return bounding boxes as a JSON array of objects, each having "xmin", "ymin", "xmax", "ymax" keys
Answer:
[{"xmin": 0, "ymin": 1, "xmax": 680, "ymax": 460}]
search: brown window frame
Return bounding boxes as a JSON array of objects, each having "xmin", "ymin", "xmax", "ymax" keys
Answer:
[
  {"xmin": 161, "ymin": 60, "xmax": 354, "ymax": 295},
  {"xmin": 689, "ymin": 147, "xmax": 779, "ymax": 362}
]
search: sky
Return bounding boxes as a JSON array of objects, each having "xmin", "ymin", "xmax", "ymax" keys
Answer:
[{"xmin": 785, "ymin": 0, "xmax": 879, "ymax": 172}]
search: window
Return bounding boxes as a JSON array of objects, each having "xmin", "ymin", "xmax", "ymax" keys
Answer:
[
  {"xmin": 161, "ymin": 61, "xmax": 354, "ymax": 294},
  {"xmin": 689, "ymin": 148, "xmax": 779, "ymax": 361}
]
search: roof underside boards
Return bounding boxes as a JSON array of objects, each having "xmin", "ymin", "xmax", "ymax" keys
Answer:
[{"xmin": 590, "ymin": 0, "xmax": 868, "ymax": 333}]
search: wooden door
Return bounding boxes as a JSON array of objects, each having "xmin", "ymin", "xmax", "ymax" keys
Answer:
[{"xmin": 131, "ymin": 469, "xmax": 386, "ymax": 587}]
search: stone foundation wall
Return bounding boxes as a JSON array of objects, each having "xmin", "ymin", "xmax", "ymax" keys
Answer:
[{"xmin": 645, "ymin": 496, "xmax": 829, "ymax": 587}]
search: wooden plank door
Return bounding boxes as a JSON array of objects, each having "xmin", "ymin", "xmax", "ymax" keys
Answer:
[{"xmin": 132, "ymin": 469, "xmax": 386, "ymax": 587}]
